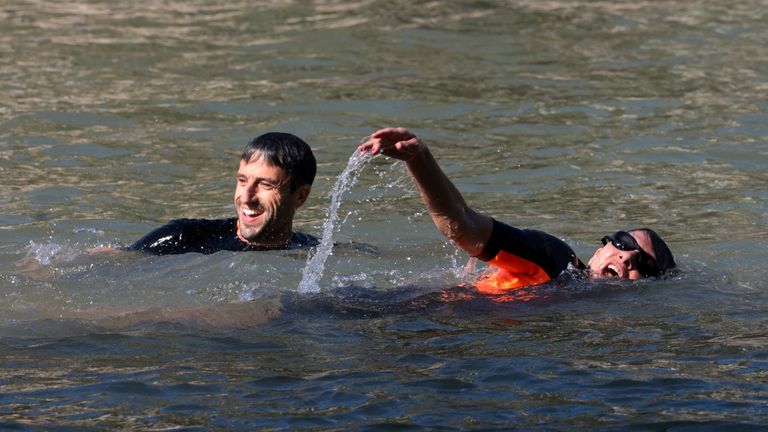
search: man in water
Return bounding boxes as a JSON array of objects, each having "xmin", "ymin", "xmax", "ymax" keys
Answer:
[
  {"xmin": 128, "ymin": 132, "xmax": 318, "ymax": 255},
  {"xmin": 359, "ymin": 127, "xmax": 675, "ymax": 294}
]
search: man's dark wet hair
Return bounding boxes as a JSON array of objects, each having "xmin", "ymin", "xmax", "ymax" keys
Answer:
[
  {"xmin": 241, "ymin": 132, "xmax": 317, "ymax": 192},
  {"xmin": 630, "ymin": 228, "xmax": 676, "ymax": 275}
]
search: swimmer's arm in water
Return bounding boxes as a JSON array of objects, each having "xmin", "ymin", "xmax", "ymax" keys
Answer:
[
  {"xmin": 85, "ymin": 220, "xmax": 188, "ymax": 255},
  {"xmin": 85, "ymin": 245, "xmax": 126, "ymax": 255},
  {"xmin": 359, "ymin": 127, "xmax": 493, "ymax": 256}
]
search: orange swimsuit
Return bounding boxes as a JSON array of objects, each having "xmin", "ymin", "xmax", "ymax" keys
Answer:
[{"xmin": 474, "ymin": 219, "xmax": 585, "ymax": 296}]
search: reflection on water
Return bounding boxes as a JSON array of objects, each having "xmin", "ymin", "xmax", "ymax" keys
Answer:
[{"xmin": 1, "ymin": 0, "xmax": 767, "ymax": 429}]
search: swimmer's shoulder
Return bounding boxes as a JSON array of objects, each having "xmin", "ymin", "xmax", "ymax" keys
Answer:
[{"xmin": 289, "ymin": 231, "xmax": 320, "ymax": 249}]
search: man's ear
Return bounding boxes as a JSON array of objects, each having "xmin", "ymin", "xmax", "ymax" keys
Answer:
[{"xmin": 292, "ymin": 184, "xmax": 311, "ymax": 208}]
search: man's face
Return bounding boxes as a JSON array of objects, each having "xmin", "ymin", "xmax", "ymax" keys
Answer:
[
  {"xmin": 587, "ymin": 230, "xmax": 658, "ymax": 280},
  {"xmin": 233, "ymin": 153, "xmax": 309, "ymax": 247}
]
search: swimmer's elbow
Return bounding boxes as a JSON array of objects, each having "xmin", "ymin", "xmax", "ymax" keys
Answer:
[
  {"xmin": 437, "ymin": 217, "xmax": 463, "ymax": 245},
  {"xmin": 434, "ymin": 207, "xmax": 491, "ymax": 256}
]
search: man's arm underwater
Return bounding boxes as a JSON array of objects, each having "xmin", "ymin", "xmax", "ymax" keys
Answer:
[{"xmin": 85, "ymin": 219, "xmax": 188, "ymax": 256}]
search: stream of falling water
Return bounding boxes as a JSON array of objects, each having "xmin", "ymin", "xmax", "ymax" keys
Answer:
[{"xmin": 297, "ymin": 150, "xmax": 371, "ymax": 293}]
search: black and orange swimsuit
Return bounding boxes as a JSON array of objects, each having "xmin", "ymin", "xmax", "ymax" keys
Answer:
[{"xmin": 474, "ymin": 219, "xmax": 585, "ymax": 294}]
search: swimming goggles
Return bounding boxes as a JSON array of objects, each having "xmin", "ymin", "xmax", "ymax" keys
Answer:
[{"xmin": 601, "ymin": 231, "xmax": 661, "ymax": 277}]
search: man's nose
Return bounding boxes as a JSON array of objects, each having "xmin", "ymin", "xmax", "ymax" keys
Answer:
[{"xmin": 243, "ymin": 182, "xmax": 259, "ymax": 202}]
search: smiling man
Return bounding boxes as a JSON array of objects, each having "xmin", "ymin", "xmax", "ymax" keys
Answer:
[
  {"xmin": 129, "ymin": 132, "xmax": 318, "ymax": 255},
  {"xmin": 359, "ymin": 128, "xmax": 675, "ymax": 294}
]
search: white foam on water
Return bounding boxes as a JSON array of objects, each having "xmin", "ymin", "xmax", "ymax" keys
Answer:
[
  {"xmin": 298, "ymin": 150, "xmax": 371, "ymax": 293},
  {"xmin": 26, "ymin": 241, "xmax": 79, "ymax": 266}
]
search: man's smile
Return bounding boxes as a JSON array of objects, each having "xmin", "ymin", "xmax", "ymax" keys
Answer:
[{"xmin": 240, "ymin": 205, "xmax": 265, "ymax": 221}]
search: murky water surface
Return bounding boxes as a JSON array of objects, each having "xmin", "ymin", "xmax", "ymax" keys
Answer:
[{"xmin": 1, "ymin": 1, "xmax": 767, "ymax": 430}]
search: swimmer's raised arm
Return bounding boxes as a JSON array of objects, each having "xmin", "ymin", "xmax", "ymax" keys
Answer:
[{"xmin": 359, "ymin": 127, "xmax": 493, "ymax": 256}]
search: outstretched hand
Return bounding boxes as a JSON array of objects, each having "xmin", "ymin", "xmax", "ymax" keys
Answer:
[{"xmin": 358, "ymin": 127, "xmax": 426, "ymax": 161}]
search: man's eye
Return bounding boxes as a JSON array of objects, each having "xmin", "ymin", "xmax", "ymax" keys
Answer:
[{"xmin": 260, "ymin": 182, "xmax": 275, "ymax": 190}]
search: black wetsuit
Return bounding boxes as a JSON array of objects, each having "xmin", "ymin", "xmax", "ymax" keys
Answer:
[
  {"xmin": 473, "ymin": 219, "xmax": 586, "ymax": 292},
  {"xmin": 128, "ymin": 218, "xmax": 319, "ymax": 256}
]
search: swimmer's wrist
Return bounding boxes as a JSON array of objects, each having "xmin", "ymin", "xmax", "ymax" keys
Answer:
[{"xmin": 404, "ymin": 145, "xmax": 434, "ymax": 168}]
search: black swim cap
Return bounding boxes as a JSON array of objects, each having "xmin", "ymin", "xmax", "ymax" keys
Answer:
[{"xmin": 630, "ymin": 228, "xmax": 676, "ymax": 274}]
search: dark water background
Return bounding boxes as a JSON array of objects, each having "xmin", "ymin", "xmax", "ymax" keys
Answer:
[{"xmin": 1, "ymin": 1, "xmax": 767, "ymax": 430}]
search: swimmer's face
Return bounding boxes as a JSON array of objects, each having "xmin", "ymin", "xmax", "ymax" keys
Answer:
[
  {"xmin": 234, "ymin": 153, "xmax": 310, "ymax": 247},
  {"xmin": 587, "ymin": 230, "xmax": 658, "ymax": 280}
]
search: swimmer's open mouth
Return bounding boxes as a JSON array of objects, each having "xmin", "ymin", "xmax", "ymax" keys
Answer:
[{"xmin": 603, "ymin": 265, "xmax": 620, "ymax": 278}]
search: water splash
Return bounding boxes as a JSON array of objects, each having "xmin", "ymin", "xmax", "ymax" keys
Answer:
[
  {"xmin": 298, "ymin": 151, "xmax": 371, "ymax": 293},
  {"xmin": 26, "ymin": 241, "xmax": 79, "ymax": 266}
]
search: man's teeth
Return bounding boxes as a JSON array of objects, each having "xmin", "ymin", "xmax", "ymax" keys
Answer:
[
  {"xmin": 607, "ymin": 265, "xmax": 619, "ymax": 276},
  {"xmin": 243, "ymin": 208, "xmax": 260, "ymax": 216}
]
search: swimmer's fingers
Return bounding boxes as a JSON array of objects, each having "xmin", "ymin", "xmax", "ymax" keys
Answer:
[
  {"xmin": 358, "ymin": 127, "xmax": 424, "ymax": 160},
  {"xmin": 370, "ymin": 127, "xmax": 415, "ymax": 141},
  {"xmin": 357, "ymin": 136, "xmax": 417, "ymax": 159},
  {"xmin": 357, "ymin": 136, "xmax": 381, "ymax": 155},
  {"xmin": 370, "ymin": 128, "xmax": 418, "ymax": 151}
]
